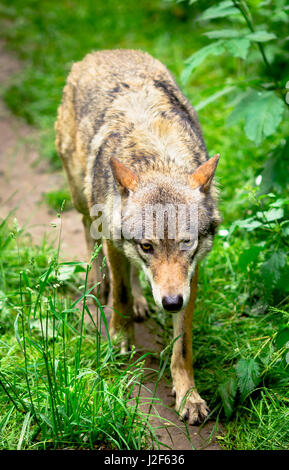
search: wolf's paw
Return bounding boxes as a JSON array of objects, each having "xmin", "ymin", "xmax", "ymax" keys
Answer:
[
  {"xmin": 176, "ymin": 390, "xmax": 210, "ymax": 425},
  {"xmin": 109, "ymin": 327, "xmax": 134, "ymax": 355},
  {"xmin": 132, "ymin": 295, "xmax": 149, "ymax": 322}
]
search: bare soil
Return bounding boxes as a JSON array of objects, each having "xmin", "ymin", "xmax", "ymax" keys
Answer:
[{"xmin": 0, "ymin": 42, "xmax": 222, "ymax": 450}]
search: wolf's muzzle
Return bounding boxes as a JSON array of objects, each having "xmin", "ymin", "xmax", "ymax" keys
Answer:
[{"xmin": 162, "ymin": 295, "xmax": 183, "ymax": 312}]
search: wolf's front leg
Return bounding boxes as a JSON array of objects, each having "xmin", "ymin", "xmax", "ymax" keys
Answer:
[
  {"xmin": 130, "ymin": 265, "xmax": 149, "ymax": 321},
  {"xmin": 170, "ymin": 266, "xmax": 209, "ymax": 425},
  {"xmin": 105, "ymin": 240, "xmax": 134, "ymax": 354}
]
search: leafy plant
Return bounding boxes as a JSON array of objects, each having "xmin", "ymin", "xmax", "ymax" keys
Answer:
[
  {"xmin": 228, "ymin": 191, "xmax": 289, "ymax": 298},
  {"xmin": 181, "ymin": 0, "xmax": 289, "ymax": 442},
  {"xmin": 182, "ymin": 0, "xmax": 289, "ymax": 186}
]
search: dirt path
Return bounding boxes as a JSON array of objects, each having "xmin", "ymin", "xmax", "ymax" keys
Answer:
[{"xmin": 0, "ymin": 42, "xmax": 221, "ymax": 450}]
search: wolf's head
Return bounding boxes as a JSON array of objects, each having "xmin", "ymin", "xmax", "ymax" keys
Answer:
[{"xmin": 110, "ymin": 155, "xmax": 220, "ymax": 312}]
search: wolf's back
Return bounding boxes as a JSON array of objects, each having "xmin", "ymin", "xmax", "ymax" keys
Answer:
[
  {"xmin": 55, "ymin": 49, "xmax": 210, "ymax": 212},
  {"xmin": 56, "ymin": 49, "xmax": 172, "ymax": 148}
]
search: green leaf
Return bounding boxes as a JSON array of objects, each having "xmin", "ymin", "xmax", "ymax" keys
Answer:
[
  {"xmin": 204, "ymin": 29, "xmax": 245, "ymax": 39},
  {"xmin": 259, "ymin": 207, "xmax": 284, "ymax": 222},
  {"xmin": 275, "ymin": 326, "xmax": 289, "ymax": 350},
  {"xmin": 218, "ymin": 377, "xmax": 238, "ymax": 419},
  {"xmin": 281, "ymin": 224, "xmax": 289, "ymax": 237},
  {"xmin": 227, "ymin": 91, "xmax": 254, "ymax": 126},
  {"xmin": 198, "ymin": 1, "xmax": 238, "ymax": 21},
  {"xmin": 182, "ymin": 41, "xmax": 225, "ymax": 84},
  {"xmin": 260, "ymin": 140, "xmax": 289, "ymax": 194},
  {"xmin": 278, "ymin": 266, "xmax": 289, "ymax": 294},
  {"xmin": 246, "ymin": 31, "xmax": 277, "ymax": 42},
  {"xmin": 239, "ymin": 245, "xmax": 262, "ymax": 271},
  {"xmin": 225, "ymin": 38, "xmax": 250, "ymax": 59},
  {"xmin": 235, "ymin": 358, "xmax": 260, "ymax": 401},
  {"xmin": 227, "ymin": 90, "xmax": 285, "ymax": 145},
  {"xmin": 57, "ymin": 264, "xmax": 76, "ymax": 281},
  {"xmin": 261, "ymin": 250, "xmax": 287, "ymax": 285},
  {"xmin": 230, "ymin": 217, "xmax": 262, "ymax": 233}
]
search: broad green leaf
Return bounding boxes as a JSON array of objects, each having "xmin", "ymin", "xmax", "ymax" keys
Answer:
[
  {"xmin": 218, "ymin": 377, "xmax": 237, "ymax": 419},
  {"xmin": 261, "ymin": 250, "xmax": 287, "ymax": 285},
  {"xmin": 204, "ymin": 29, "xmax": 244, "ymax": 39},
  {"xmin": 244, "ymin": 92, "xmax": 284, "ymax": 144},
  {"xmin": 225, "ymin": 38, "xmax": 250, "ymax": 59},
  {"xmin": 272, "ymin": 10, "xmax": 288, "ymax": 23},
  {"xmin": 227, "ymin": 90, "xmax": 254, "ymax": 126},
  {"xmin": 230, "ymin": 217, "xmax": 262, "ymax": 233},
  {"xmin": 271, "ymin": 199, "xmax": 287, "ymax": 208},
  {"xmin": 281, "ymin": 224, "xmax": 289, "ymax": 237},
  {"xmin": 260, "ymin": 140, "xmax": 289, "ymax": 194},
  {"xmin": 246, "ymin": 31, "xmax": 277, "ymax": 42},
  {"xmin": 275, "ymin": 326, "xmax": 289, "ymax": 350},
  {"xmin": 277, "ymin": 266, "xmax": 289, "ymax": 294},
  {"xmin": 181, "ymin": 41, "xmax": 225, "ymax": 84},
  {"xmin": 198, "ymin": 1, "xmax": 238, "ymax": 21},
  {"xmin": 258, "ymin": 207, "xmax": 284, "ymax": 222},
  {"xmin": 228, "ymin": 90, "xmax": 285, "ymax": 145},
  {"xmin": 238, "ymin": 245, "xmax": 262, "ymax": 271},
  {"xmin": 57, "ymin": 264, "xmax": 76, "ymax": 281},
  {"xmin": 235, "ymin": 358, "xmax": 260, "ymax": 401}
]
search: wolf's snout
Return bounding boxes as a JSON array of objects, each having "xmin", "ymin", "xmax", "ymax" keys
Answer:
[{"xmin": 162, "ymin": 295, "xmax": 183, "ymax": 312}]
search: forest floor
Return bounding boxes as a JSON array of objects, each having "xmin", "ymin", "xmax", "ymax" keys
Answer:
[{"xmin": 0, "ymin": 41, "xmax": 221, "ymax": 450}]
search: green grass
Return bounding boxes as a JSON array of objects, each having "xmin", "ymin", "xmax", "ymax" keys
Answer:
[
  {"xmin": 1, "ymin": 0, "xmax": 289, "ymax": 450},
  {"xmin": 43, "ymin": 187, "xmax": 72, "ymax": 212},
  {"xmin": 0, "ymin": 214, "xmax": 183, "ymax": 450}
]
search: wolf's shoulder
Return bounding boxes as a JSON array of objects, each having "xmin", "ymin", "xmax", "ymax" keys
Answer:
[{"xmin": 67, "ymin": 49, "xmax": 173, "ymax": 85}]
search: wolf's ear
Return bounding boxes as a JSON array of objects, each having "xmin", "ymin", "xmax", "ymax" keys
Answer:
[
  {"xmin": 189, "ymin": 154, "xmax": 220, "ymax": 191},
  {"xmin": 110, "ymin": 157, "xmax": 139, "ymax": 194}
]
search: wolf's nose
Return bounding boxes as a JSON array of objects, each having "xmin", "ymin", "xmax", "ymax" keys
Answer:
[{"xmin": 162, "ymin": 295, "xmax": 183, "ymax": 312}]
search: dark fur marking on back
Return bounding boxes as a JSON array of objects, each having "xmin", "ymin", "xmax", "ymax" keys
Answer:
[
  {"xmin": 154, "ymin": 80, "xmax": 195, "ymax": 129},
  {"xmin": 153, "ymin": 79, "xmax": 205, "ymax": 164},
  {"xmin": 93, "ymin": 110, "xmax": 106, "ymax": 134},
  {"xmin": 91, "ymin": 132, "xmax": 125, "ymax": 204},
  {"xmin": 131, "ymin": 151, "xmax": 156, "ymax": 165},
  {"xmin": 91, "ymin": 142, "xmax": 106, "ymax": 205}
]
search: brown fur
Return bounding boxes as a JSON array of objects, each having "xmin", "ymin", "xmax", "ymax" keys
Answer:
[{"xmin": 55, "ymin": 49, "xmax": 221, "ymax": 425}]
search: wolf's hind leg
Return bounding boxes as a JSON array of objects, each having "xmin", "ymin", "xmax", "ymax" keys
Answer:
[
  {"xmin": 130, "ymin": 265, "xmax": 149, "ymax": 322},
  {"xmin": 170, "ymin": 266, "xmax": 209, "ymax": 425},
  {"xmin": 105, "ymin": 240, "xmax": 134, "ymax": 353},
  {"xmin": 82, "ymin": 215, "xmax": 109, "ymax": 304}
]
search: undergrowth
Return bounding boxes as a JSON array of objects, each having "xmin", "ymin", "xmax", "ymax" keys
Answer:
[
  {"xmin": 1, "ymin": 0, "xmax": 289, "ymax": 450},
  {"xmin": 0, "ymin": 214, "xmax": 180, "ymax": 450}
]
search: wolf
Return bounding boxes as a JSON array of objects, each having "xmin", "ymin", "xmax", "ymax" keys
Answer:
[{"xmin": 55, "ymin": 49, "xmax": 221, "ymax": 425}]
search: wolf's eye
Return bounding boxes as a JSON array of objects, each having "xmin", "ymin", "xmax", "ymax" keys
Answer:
[
  {"xmin": 140, "ymin": 243, "xmax": 153, "ymax": 254},
  {"xmin": 180, "ymin": 239, "xmax": 196, "ymax": 251}
]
